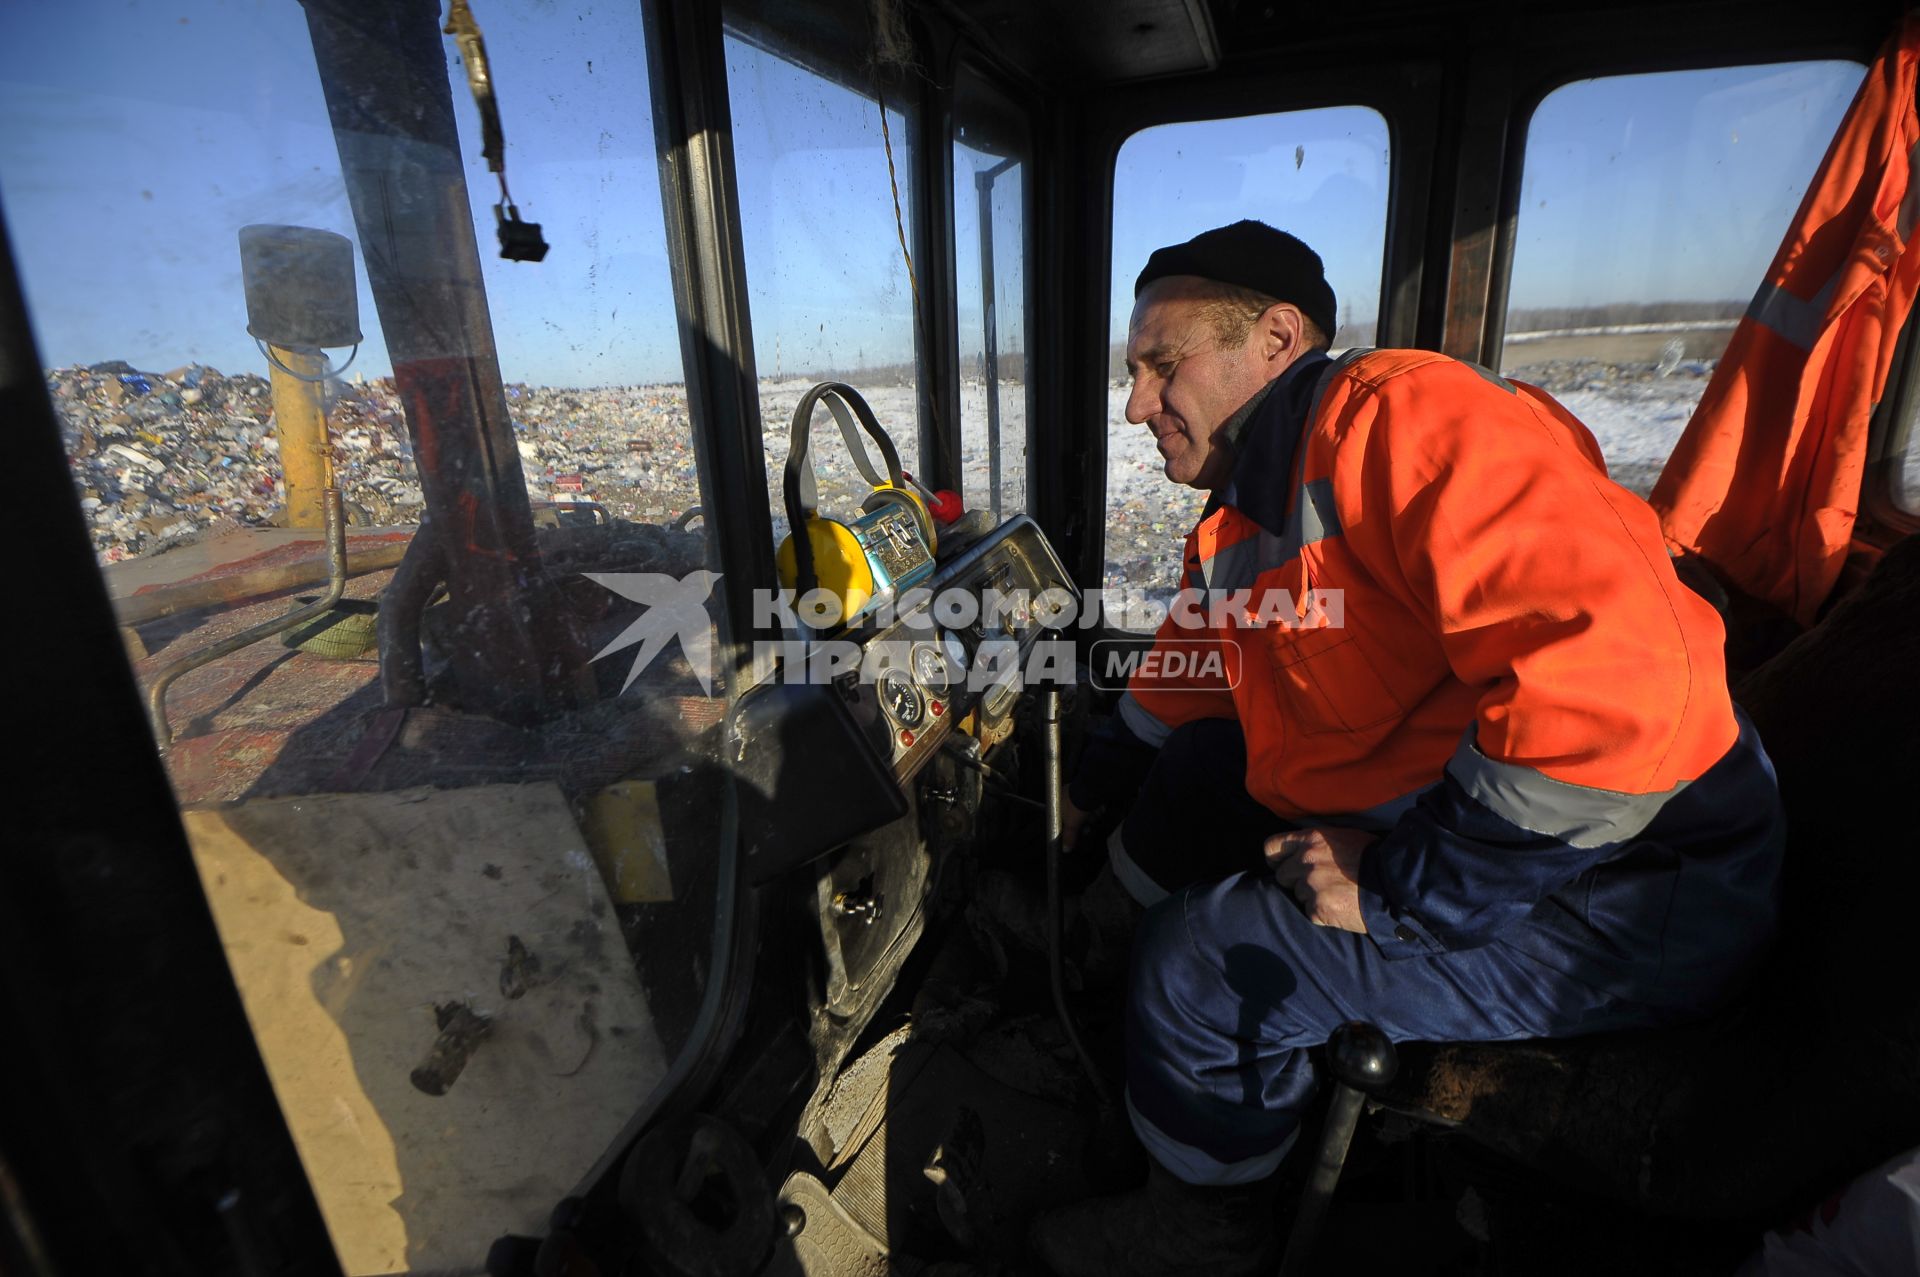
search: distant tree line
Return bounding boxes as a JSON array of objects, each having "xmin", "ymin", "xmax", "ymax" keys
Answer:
[
  {"xmin": 789, "ymin": 348, "xmax": 1030, "ymax": 388},
  {"xmin": 1504, "ymin": 299, "xmax": 1745, "ymax": 333}
]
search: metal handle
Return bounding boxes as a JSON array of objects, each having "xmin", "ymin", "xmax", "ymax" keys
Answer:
[{"xmin": 1278, "ymin": 1022, "xmax": 1398, "ymax": 1276}]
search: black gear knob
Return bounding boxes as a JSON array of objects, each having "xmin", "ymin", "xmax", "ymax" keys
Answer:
[
  {"xmin": 1279, "ymin": 1022, "xmax": 1401, "ymax": 1276},
  {"xmin": 1327, "ymin": 1020, "xmax": 1398, "ymax": 1093}
]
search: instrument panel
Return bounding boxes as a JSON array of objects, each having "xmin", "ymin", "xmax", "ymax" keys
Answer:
[
  {"xmin": 733, "ymin": 515, "xmax": 1077, "ymax": 887},
  {"xmin": 785, "ymin": 515, "xmax": 1078, "ymax": 784}
]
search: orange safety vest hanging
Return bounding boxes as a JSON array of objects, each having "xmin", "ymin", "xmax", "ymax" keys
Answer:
[{"xmin": 1651, "ymin": 15, "xmax": 1920, "ymax": 626}]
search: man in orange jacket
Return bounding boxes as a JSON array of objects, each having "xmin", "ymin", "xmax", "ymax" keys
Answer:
[{"xmin": 1032, "ymin": 221, "xmax": 1784, "ymax": 1276}]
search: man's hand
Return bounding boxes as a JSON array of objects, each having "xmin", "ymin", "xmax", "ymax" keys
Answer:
[
  {"xmin": 1061, "ymin": 793, "xmax": 1090, "ymax": 851},
  {"xmin": 1265, "ymin": 827, "xmax": 1373, "ymax": 933}
]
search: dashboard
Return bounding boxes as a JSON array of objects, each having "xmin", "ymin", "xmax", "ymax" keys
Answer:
[
  {"xmin": 730, "ymin": 514, "xmax": 1078, "ymax": 886},
  {"xmin": 829, "ymin": 514, "xmax": 1078, "ymax": 783}
]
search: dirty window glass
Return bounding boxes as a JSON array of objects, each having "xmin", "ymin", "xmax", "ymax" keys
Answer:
[
  {"xmin": 0, "ymin": 3, "xmax": 728, "ymax": 1272},
  {"xmin": 1500, "ymin": 61, "xmax": 1864, "ymax": 496},
  {"xmin": 723, "ymin": 14, "xmax": 926, "ymax": 550},
  {"xmin": 1105, "ymin": 107, "xmax": 1391, "ymax": 630},
  {"xmin": 954, "ymin": 66, "xmax": 1031, "ymax": 520}
]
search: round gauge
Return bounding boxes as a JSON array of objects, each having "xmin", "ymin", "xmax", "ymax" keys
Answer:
[
  {"xmin": 911, "ymin": 642, "xmax": 951, "ymax": 693},
  {"xmin": 878, "ymin": 668, "xmax": 924, "ymax": 726},
  {"xmin": 942, "ymin": 630, "xmax": 969, "ymax": 681}
]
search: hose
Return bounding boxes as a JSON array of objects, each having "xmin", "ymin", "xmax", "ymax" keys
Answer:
[{"xmin": 146, "ymin": 487, "xmax": 349, "ymax": 749}]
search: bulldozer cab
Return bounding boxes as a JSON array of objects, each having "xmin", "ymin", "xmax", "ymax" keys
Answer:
[{"xmin": 2, "ymin": 1, "xmax": 1916, "ymax": 1274}]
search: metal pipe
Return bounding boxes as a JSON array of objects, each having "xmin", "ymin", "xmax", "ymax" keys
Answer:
[
  {"xmin": 112, "ymin": 539, "xmax": 408, "ymax": 627},
  {"xmin": 975, "ymin": 158, "xmax": 1016, "ymax": 522},
  {"xmin": 145, "ymin": 487, "xmax": 349, "ymax": 750},
  {"xmin": 267, "ymin": 344, "xmax": 331, "ymax": 528},
  {"xmin": 1044, "ymin": 687, "xmax": 1110, "ymax": 1107},
  {"xmin": 378, "ymin": 518, "xmax": 445, "ymax": 708},
  {"xmin": 301, "ymin": 0, "xmax": 586, "ymax": 722}
]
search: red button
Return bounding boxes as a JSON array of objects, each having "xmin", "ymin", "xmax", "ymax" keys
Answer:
[
  {"xmin": 931, "ymin": 700, "xmax": 945, "ymax": 717},
  {"xmin": 899, "ymin": 729, "xmax": 916, "ymax": 748}
]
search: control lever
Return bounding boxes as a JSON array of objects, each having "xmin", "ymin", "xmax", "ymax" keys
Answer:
[
  {"xmin": 1278, "ymin": 1021, "xmax": 1398, "ymax": 1275},
  {"xmin": 831, "ymin": 887, "xmax": 882, "ymax": 926}
]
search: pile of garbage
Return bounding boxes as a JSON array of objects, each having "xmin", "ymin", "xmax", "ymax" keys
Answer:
[
  {"xmin": 47, "ymin": 362, "xmax": 713, "ymax": 565},
  {"xmin": 47, "ymin": 349, "xmax": 1053, "ymax": 570},
  {"xmin": 505, "ymin": 381, "xmax": 703, "ymax": 525},
  {"xmin": 53, "ymin": 361, "xmax": 277, "ymax": 563},
  {"xmin": 48, "ymin": 361, "xmax": 422, "ymax": 563}
]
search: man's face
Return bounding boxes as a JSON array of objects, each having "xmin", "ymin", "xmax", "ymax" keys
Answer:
[{"xmin": 1124, "ymin": 279, "xmax": 1279, "ymax": 490}]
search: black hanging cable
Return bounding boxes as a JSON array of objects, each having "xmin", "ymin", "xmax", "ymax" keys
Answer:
[{"xmin": 444, "ymin": 0, "xmax": 548, "ymax": 261}]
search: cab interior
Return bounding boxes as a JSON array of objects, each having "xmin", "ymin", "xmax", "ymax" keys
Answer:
[{"xmin": 3, "ymin": 0, "xmax": 1918, "ymax": 1274}]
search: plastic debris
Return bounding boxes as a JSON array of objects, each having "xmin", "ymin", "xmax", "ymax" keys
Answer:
[{"xmin": 50, "ymin": 361, "xmax": 421, "ymax": 563}]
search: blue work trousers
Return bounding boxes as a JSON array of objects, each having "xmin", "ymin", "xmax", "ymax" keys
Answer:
[{"xmin": 1110, "ymin": 718, "xmax": 1779, "ymax": 1186}]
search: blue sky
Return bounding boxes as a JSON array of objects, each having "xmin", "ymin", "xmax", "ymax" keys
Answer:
[
  {"xmin": 1111, "ymin": 106, "xmax": 1394, "ymax": 342},
  {"xmin": 0, "ymin": 1, "xmax": 1867, "ymax": 387},
  {"xmin": 723, "ymin": 34, "xmax": 919, "ymax": 379},
  {"xmin": 1108, "ymin": 59, "xmax": 1861, "ymax": 346},
  {"xmin": 0, "ymin": 0, "xmax": 682, "ymax": 385},
  {"xmin": 1508, "ymin": 60, "xmax": 1861, "ymax": 313}
]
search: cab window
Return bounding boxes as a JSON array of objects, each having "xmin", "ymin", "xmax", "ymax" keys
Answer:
[
  {"xmin": 722, "ymin": 14, "xmax": 925, "ymax": 545},
  {"xmin": 1498, "ymin": 61, "xmax": 1865, "ymax": 496},
  {"xmin": 1105, "ymin": 106, "xmax": 1391, "ymax": 629},
  {"xmin": 0, "ymin": 4, "xmax": 725, "ymax": 1271},
  {"xmin": 953, "ymin": 64, "xmax": 1034, "ymax": 519}
]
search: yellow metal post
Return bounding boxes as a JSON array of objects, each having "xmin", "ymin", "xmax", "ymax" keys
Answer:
[{"xmin": 268, "ymin": 345, "xmax": 331, "ymax": 528}]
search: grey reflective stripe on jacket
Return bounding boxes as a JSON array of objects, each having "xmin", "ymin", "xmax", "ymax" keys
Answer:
[
  {"xmin": 1444, "ymin": 729, "xmax": 1690, "ymax": 849},
  {"xmin": 1746, "ymin": 274, "xmax": 1843, "ymax": 352},
  {"xmin": 1194, "ymin": 478, "xmax": 1342, "ymax": 593}
]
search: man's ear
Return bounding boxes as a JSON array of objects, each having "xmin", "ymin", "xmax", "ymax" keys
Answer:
[{"xmin": 1256, "ymin": 303, "xmax": 1307, "ymax": 369}]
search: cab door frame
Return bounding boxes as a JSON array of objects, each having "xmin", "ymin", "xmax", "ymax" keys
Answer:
[{"xmin": 1041, "ymin": 57, "xmax": 1445, "ymax": 601}]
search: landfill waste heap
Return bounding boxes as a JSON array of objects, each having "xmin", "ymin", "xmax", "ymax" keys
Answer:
[{"xmin": 48, "ymin": 361, "xmax": 710, "ymax": 565}]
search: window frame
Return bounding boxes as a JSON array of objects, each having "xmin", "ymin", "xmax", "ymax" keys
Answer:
[
  {"xmin": 1485, "ymin": 53, "xmax": 1874, "ymax": 373},
  {"xmin": 722, "ymin": 0, "xmax": 951, "ymax": 497},
  {"xmin": 948, "ymin": 55, "xmax": 1039, "ymax": 522},
  {"xmin": 1067, "ymin": 60, "xmax": 1440, "ymax": 622},
  {"xmin": 1486, "ymin": 52, "xmax": 1920, "ymax": 549}
]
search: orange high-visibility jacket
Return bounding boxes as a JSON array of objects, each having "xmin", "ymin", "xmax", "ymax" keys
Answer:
[
  {"xmin": 1119, "ymin": 349, "xmax": 1749, "ymax": 960},
  {"xmin": 1653, "ymin": 17, "xmax": 1920, "ymax": 625}
]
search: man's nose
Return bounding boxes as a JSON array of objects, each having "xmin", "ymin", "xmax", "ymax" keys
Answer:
[{"xmin": 1125, "ymin": 379, "xmax": 1157, "ymax": 425}]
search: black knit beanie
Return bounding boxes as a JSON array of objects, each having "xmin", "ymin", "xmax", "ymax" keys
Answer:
[{"xmin": 1134, "ymin": 220, "xmax": 1338, "ymax": 340}]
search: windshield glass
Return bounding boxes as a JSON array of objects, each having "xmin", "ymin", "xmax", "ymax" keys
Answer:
[
  {"xmin": 722, "ymin": 7, "xmax": 929, "ymax": 551},
  {"xmin": 1, "ymin": 2, "xmax": 730, "ymax": 1270},
  {"xmin": 1500, "ymin": 60, "xmax": 1864, "ymax": 495}
]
